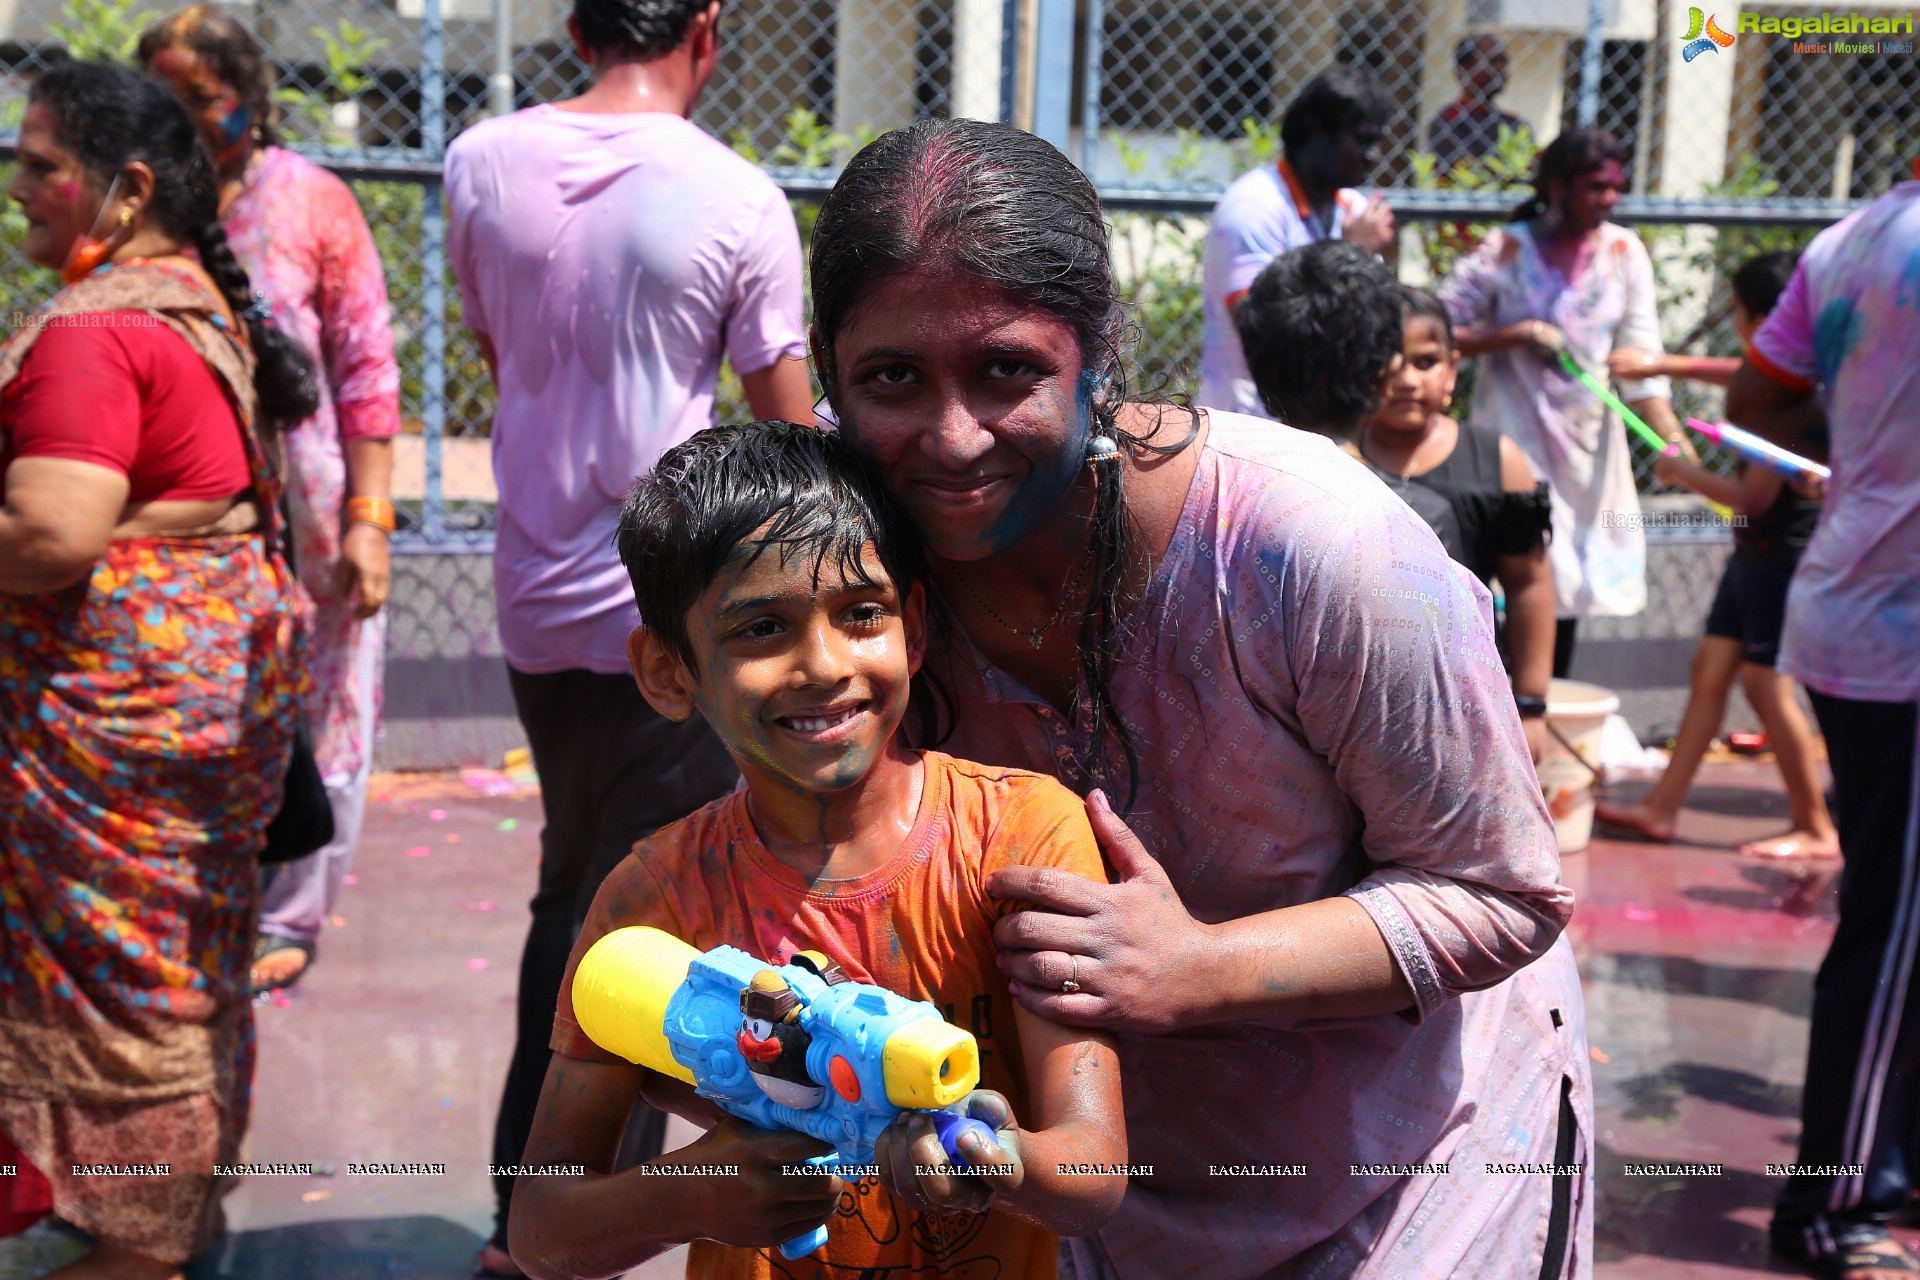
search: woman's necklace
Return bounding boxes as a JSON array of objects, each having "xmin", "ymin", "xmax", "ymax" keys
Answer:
[{"xmin": 950, "ymin": 548, "xmax": 1097, "ymax": 651}]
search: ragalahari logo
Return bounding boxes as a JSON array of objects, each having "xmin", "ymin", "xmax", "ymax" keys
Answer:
[{"xmin": 1682, "ymin": 7, "xmax": 1738, "ymax": 60}]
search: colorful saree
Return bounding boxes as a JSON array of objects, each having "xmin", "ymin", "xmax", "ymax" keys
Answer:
[{"xmin": 0, "ymin": 263, "xmax": 306, "ymax": 1262}]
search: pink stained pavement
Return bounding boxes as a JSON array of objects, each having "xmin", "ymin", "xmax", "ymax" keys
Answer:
[
  {"xmin": 1576, "ymin": 757, "xmax": 1916, "ymax": 1278},
  {"xmin": 152, "ymin": 774, "xmax": 690, "ymax": 1279},
  {"xmin": 0, "ymin": 759, "xmax": 1891, "ymax": 1279}
]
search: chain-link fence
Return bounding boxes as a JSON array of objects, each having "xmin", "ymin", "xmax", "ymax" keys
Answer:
[
  {"xmin": 0, "ymin": 0, "xmax": 1907, "ymax": 763},
  {"xmin": 4, "ymin": 0, "xmax": 1908, "ymax": 530}
]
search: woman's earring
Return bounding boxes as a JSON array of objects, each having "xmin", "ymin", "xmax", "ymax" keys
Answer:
[
  {"xmin": 117, "ymin": 205, "xmax": 132, "ymax": 229},
  {"xmin": 1086, "ymin": 435, "xmax": 1120, "ymax": 463}
]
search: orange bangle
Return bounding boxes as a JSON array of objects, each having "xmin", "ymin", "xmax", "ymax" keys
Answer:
[{"xmin": 345, "ymin": 496, "xmax": 396, "ymax": 533}]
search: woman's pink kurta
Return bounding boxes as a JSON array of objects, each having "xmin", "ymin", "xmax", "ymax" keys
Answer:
[
  {"xmin": 222, "ymin": 145, "xmax": 401, "ymax": 780},
  {"xmin": 929, "ymin": 411, "xmax": 1594, "ymax": 1278}
]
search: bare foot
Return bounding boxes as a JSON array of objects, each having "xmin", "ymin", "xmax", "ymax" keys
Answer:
[
  {"xmin": 1738, "ymin": 828, "xmax": 1842, "ymax": 859},
  {"xmin": 42, "ymin": 1239, "xmax": 184, "ymax": 1280},
  {"xmin": 1594, "ymin": 799, "xmax": 1678, "ymax": 843},
  {"xmin": 477, "ymin": 1243, "xmax": 526, "ymax": 1277}
]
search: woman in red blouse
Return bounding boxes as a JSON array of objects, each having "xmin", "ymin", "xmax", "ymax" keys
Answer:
[{"xmin": 0, "ymin": 61, "xmax": 315, "ymax": 1278}]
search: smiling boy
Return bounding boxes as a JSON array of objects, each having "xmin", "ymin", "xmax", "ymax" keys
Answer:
[{"xmin": 505, "ymin": 420, "xmax": 1126, "ymax": 1280}]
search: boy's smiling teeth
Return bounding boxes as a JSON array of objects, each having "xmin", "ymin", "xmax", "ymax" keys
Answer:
[{"xmin": 781, "ymin": 704, "xmax": 864, "ymax": 733}]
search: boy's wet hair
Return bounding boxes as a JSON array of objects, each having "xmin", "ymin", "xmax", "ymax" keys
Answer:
[
  {"xmin": 616, "ymin": 419, "xmax": 928, "ymax": 677},
  {"xmin": 1237, "ymin": 240, "xmax": 1404, "ymax": 434},
  {"xmin": 1398, "ymin": 284, "xmax": 1455, "ymax": 350},
  {"xmin": 1731, "ymin": 251, "xmax": 1798, "ymax": 320}
]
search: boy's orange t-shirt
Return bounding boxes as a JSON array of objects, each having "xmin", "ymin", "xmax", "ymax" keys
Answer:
[{"xmin": 550, "ymin": 750, "xmax": 1109, "ymax": 1280}]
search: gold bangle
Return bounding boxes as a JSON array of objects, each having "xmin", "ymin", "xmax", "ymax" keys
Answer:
[{"xmin": 345, "ymin": 496, "xmax": 396, "ymax": 533}]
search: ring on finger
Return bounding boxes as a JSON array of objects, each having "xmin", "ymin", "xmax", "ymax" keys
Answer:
[{"xmin": 1060, "ymin": 954, "xmax": 1081, "ymax": 994}]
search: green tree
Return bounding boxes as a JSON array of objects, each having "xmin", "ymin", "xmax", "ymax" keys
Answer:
[
  {"xmin": 49, "ymin": 0, "xmax": 156, "ymax": 63},
  {"xmin": 276, "ymin": 21, "xmax": 389, "ymax": 141}
]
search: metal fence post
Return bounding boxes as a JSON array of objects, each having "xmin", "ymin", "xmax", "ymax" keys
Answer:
[
  {"xmin": 1031, "ymin": 0, "xmax": 1074, "ymax": 149},
  {"xmin": 999, "ymin": 0, "xmax": 1019, "ymax": 122},
  {"xmin": 421, "ymin": 0, "xmax": 448, "ymax": 545},
  {"xmin": 491, "ymin": 0, "xmax": 515, "ymax": 116},
  {"xmin": 1079, "ymin": 0, "xmax": 1104, "ymax": 176},
  {"xmin": 1576, "ymin": 0, "xmax": 1606, "ymax": 127}
]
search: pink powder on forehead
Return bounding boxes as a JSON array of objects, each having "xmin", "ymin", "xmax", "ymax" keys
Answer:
[{"xmin": 898, "ymin": 131, "xmax": 1009, "ymax": 247}]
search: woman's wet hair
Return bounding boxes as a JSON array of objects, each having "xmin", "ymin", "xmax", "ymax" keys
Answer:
[
  {"xmin": 29, "ymin": 61, "xmax": 318, "ymax": 426},
  {"xmin": 1513, "ymin": 127, "xmax": 1630, "ymax": 222},
  {"xmin": 810, "ymin": 117, "xmax": 1125, "ymax": 400},
  {"xmin": 574, "ymin": 0, "xmax": 717, "ymax": 59},
  {"xmin": 617, "ymin": 419, "xmax": 948, "ymax": 741},
  {"xmin": 1237, "ymin": 241, "xmax": 1405, "ymax": 434},
  {"xmin": 137, "ymin": 6, "xmax": 281, "ymax": 148},
  {"xmin": 812, "ymin": 117, "xmax": 1196, "ymax": 811},
  {"xmin": 1730, "ymin": 250, "xmax": 1798, "ymax": 319}
]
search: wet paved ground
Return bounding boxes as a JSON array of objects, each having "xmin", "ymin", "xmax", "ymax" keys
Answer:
[{"xmin": 5, "ymin": 758, "xmax": 1912, "ymax": 1278}]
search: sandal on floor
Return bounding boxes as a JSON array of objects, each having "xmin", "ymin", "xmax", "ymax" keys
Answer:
[
  {"xmin": 1774, "ymin": 1239, "xmax": 1920, "ymax": 1278},
  {"xmin": 250, "ymin": 932, "xmax": 315, "ymax": 995}
]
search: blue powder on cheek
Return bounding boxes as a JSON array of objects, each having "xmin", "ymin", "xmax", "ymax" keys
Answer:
[
  {"xmin": 1812, "ymin": 298, "xmax": 1864, "ymax": 384},
  {"xmin": 984, "ymin": 369, "xmax": 1096, "ymax": 554},
  {"xmin": 216, "ymin": 103, "xmax": 252, "ymax": 149}
]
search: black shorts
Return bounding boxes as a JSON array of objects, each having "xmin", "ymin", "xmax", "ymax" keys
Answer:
[{"xmin": 1704, "ymin": 550, "xmax": 1796, "ymax": 667}]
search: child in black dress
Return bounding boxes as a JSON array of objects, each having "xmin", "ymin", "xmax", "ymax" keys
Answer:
[
  {"xmin": 1355, "ymin": 286, "xmax": 1556, "ymax": 759},
  {"xmin": 1595, "ymin": 252, "xmax": 1836, "ymax": 858}
]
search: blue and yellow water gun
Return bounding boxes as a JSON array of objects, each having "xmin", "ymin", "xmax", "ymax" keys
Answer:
[{"xmin": 571, "ymin": 926, "xmax": 995, "ymax": 1259}]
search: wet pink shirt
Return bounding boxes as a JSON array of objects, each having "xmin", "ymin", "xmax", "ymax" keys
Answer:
[
  {"xmin": 1747, "ymin": 182, "xmax": 1920, "ymax": 704},
  {"xmin": 928, "ymin": 411, "xmax": 1594, "ymax": 1277},
  {"xmin": 446, "ymin": 107, "xmax": 807, "ymax": 675}
]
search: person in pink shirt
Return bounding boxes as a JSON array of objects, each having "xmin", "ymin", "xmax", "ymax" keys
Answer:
[
  {"xmin": 141, "ymin": 8, "xmax": 404, "ymax": 995},
  {"xmin": 810, "ymin": 117, "xmax": 1591, "ymax": 1279},
  {"xmin": 1729, "ymin": 181, "xmax": 1920, "ymax": 1280},
  {"xmin": 445, "ymin": 0, "xmax": 815, "ymax": 1272}
]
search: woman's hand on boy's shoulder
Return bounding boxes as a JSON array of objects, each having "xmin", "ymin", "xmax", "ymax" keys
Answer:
[
  {"xmin": 874, "ymin": 1089, "xmax": 1025, "ymax": 1216},
  {"xmin": 990, "ymin": 789, "xmax": 1212, "ymax": 1036},
  {"xmin": 671, "ymin": 1118, "xmax": 845, "ymax": 1248}
]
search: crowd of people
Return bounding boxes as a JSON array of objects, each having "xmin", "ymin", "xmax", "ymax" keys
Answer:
[{"xmin": 0, "ymin": 1, "xmax": 1914, "ymax": 1279}]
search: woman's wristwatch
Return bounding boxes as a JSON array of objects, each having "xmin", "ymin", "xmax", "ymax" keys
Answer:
[
  {"xmin": 1514, "ymin": 693, "xmax": 1549, "ymax": 720},
  {"xmin": 346, "ymin": 496, "xmax": 396, "ymax": 534}
]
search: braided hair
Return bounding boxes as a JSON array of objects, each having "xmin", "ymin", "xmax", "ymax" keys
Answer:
[
  {"xmin": 811, "ymin": 118, "xmax": 1200, "ymax": 814},
  {"xmin": 29, "ymin": 61, "xmax": 317, "ymax": 426}
]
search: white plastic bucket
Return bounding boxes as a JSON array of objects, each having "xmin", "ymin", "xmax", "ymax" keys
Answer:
[{"xmin": 1538, "ymin": 678, "xmax": 1620, "ymax": 853}]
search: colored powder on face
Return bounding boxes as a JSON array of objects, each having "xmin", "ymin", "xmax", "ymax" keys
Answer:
[
  {"xmin": 213, "ymin": 100, "xmax": 251, "ymax": 149},
  {"xmin": 984, "ymin": 367, "xmax": 1096, "ymax": 554}
]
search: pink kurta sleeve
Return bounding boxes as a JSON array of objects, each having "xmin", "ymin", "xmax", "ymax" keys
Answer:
[
  {"xmin": 1240, "ymin": 468, "xmax": 1572, "ymax": 1022},
  {"xmin": 311, "ymin": 172, "xmax": 401, "ymax": 441}
]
